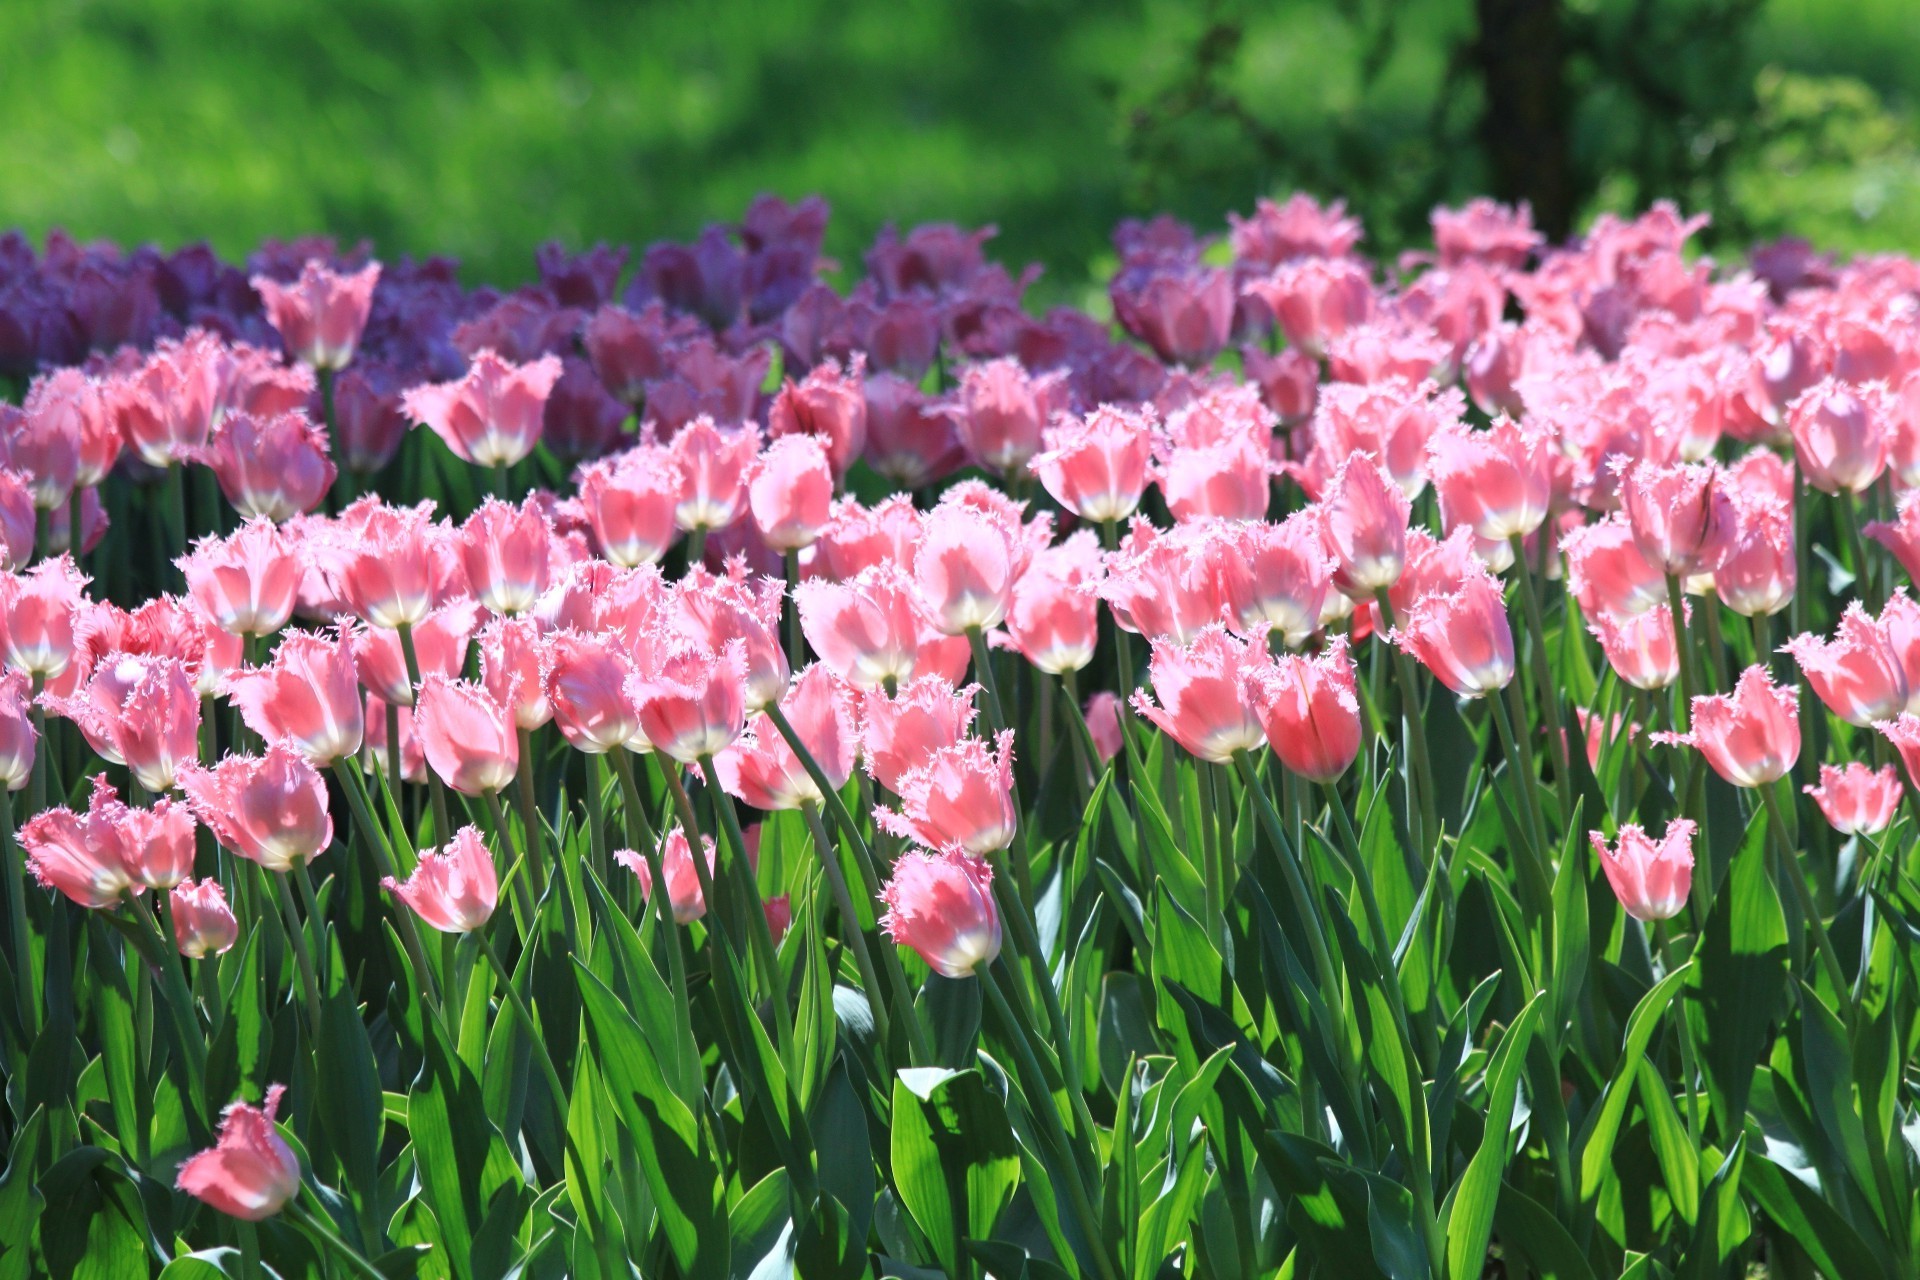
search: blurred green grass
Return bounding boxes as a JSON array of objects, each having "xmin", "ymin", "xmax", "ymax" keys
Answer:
[{"xmin": 1, "ymin": 0, "xmax": 1915, "ymax": 303}]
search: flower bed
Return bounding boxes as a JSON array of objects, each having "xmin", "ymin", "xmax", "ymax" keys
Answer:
[{"xmin": 0, "ymin": 195, "xmax": 1914, "ymax": 1276}]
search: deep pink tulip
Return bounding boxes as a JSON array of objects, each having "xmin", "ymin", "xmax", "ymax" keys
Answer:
[
  {"xmin": 331, "ymin": 367, "xmax": 409, "ymax": 475},
  {"xmin": 45, "ymin": 654, "xmax": 200, "ymax": 791},
  {"xmin": 877, "ymin": 732, "xmax": 1018, "ymax": 855},
  {"xmin": 1006, "ymin": 532, "xmax": 1103, "ymax": 675},
  {"xmin": 384, "ymin": 825, "xmax": 498, "ymax": 933},
  {"xmin": 353, "ymin": 599, "xmax": 480, "ymax": 706},
  {"xmin": 668, "ymin": 416, "xmax": 759, "ymax": 533},
  {"xmin": 1590, "ymin": 819, "xmax": 1695, "ymax": 922},
  {"xmin": 227, "ymin": 626, "xmax": 365, "ymax": 765},
  {"xmin": 252, "ymin": 260, "xmax": 381, "ymax": 370},
  {"xmin": 1619, "ymin": 460, "xmax": 1737, "ymax": 578},
  {"xmin": 714, "ymin": 665, "xmax": 856, "ymax": 810},
  {"xmin": 403, "ymin": 349, "xmax": 563, "ymax": 468},
  {"xmin": 861, "ymin": 677, "xmax": 977, "ymax": 793},
  {"xmin": 1032, "ymin": 405, "xmax": 1154, "ymax": 524},
  {"xmin": 478, "ymin": 616, "xmax": 553, "ymax": 730},
  {"xmin": 1428, "ymin": 418, "xmax": 1553, "ymax": 541},
  {"xmin": 630, "ymin": 641, "xmax": 748, "ymax": 763},
  {"xmin": 21, "ymin": 781, "xmax": 142, "ymax": 908},
  {"xmin": 863, "ymin": 374, "xmax": 967, "ymax": 489},
  {"xmin": 748, "ymin": 434, "xmax": 835, "ymax": 551},
  {"xmin": 1132, "ymin": 626, "xmax": 1267, "ymax": 763},
  {"xmin": 1659, "ymin": 665, "xmax": 1801, "ymax": 787},
  {"xmin": 1432, "ymin": 198, "xmax": 1541, "ymax": 268},
  {"xmin": 947, "ymin": 358, "xmax": 1067, "ymax": 476},
  {"xmin": 768, "ymin": 357, "xmax": 867, "ymax": 479},
  {"xmin": 415, "ymin": 675, "xmax": 519, "ymax": 796},
  {"xmin": 459, "ymin": 497, "xmax": 553, "ymax": 616},
  {"xmin": 615, "ymin": 828, "xmax": 714, "ymax": 924},
  {"xmin": 576, "ymin": 448, "xmax": 682, "ymax": 567},
  {"xmin": 880, "ymin": 849, "xmax": 1001, "ymax": 979},
  {"xmin": 190, "ymin": 411, "xmax": 335, "ymax": 523},
  {"xmin": 116, "ymin": 795, "xmax": 197, "ymax": 890},
  {"xmin": 1805, "ymin": 762, "xmax": 1901, "ymax": 837},
  {"xmin": 1084, "ymin": 691, "xmax": 1123, "ymax": 764},
  {"xmin": 1319, "ymin": 453, "xmax": 1412, "ymax": 596},
  {"xmin": 1391, "ymin": 569, "xmax": 1515, "ymax": 698},
  {"xmin": 1789, "ymin": 379, "xmax": 1887, "ymax": 495},
  {"xmin": 1207, "ymin": 514, "xmax": 1333, "ymax": 649},
  {"xmin": 1785, "ymin": 603, "xmax": 1910, "ymax": 726},
  {"xmin": 175, "ymin": 1085, "xmax": 302, "ymax": 1221},
  {"xmin": 0, "ymin": 556, "xmax": 87, "ymax": 678},
  {"xmin": 1589, "ymin": 604, "xmax": 1682, "ymax": 691},
  {"xmin": 170, "ymin": 879, "xmax": 239, "ymax": 959},
  {"xmin": 583, "ymin": 302, "xmax": 688, "ymax": 403},
  {"xmin": 1243, "ymin": 636, "xmax": 1362, "ymax": 781},
  {"xmin": 179, "ymin": 741, "xmax": 334, "ymax": 871},
  {"xmin": 179, "ymin": 520, "xmax": 300, "ymax": 637},
  {"xmin": 1243, "ymin": 346, "xmax": 1320, "ymax": 427},
  {"xmin": 545, "ymin": 631, "xmax": 643, "ymax": 754}
]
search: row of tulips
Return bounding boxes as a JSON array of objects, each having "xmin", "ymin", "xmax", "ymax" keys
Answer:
[{"xmin": 0, "ymin": 193, "xmax": 1917, "ymax": 1279}]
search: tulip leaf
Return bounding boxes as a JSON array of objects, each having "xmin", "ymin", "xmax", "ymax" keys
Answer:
[
  {"xmin": 1686, "ymin": 813, "xmax": 1787, "ymax": 1141},
  {"xmin": 1444, "ymin": 992, "xmax": 1541, "ymax": 1280},
  {"xmin": 1576, "ymin": 961, "xmax": 1691, "ymax": 1203},
  {"xmin": 889, "ymin": 1066, "xmax": 1021, "ymax": 1278}
]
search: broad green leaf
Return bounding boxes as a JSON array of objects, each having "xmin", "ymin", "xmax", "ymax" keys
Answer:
[
  {"xmin": 1686, "ymin": 816, "xmax": 1787, "ymax": 1141},
  {"xmin": 1444, "ymin": 993, "xmax": 1541, "ymax": 1280},
  {"xmin": 1576, "ymin": 962, "xmax": 1690, "ymax": 1203},
  {"xmin": 889, "ymin": 1067, "xmax": 1021, "ymax": 1278}
]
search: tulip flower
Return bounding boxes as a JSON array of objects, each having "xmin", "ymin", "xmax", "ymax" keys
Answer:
[
  {"xmin": 1658, "ymin": 665, "xmax": 1800, "ymax": 788},
  {"xmin": 227, "ymin": 627, "xmax": 365, "ymax": 766},
  {"xmin": 1789, "ymin": 379, "xmax": 1886, "ymax": 495},
  {"xmin": 179, "ymin": 520, "xmax": 301, "ymax": 637},
  {"xmin": 110, "ymin": 331, "xmax": 225, "ymax": 467},
  {"xmin": 1589, "ymin": 604, "xmax": 1682, "ymax": 690},
  {"xmin": 176, "ymin": 1086, "xmax": 302, "ymax": 1221},
  {"xmin": 1207, "ymin": 514, "xmax": 1334, "ymax": 649},
  {"xmin": 414, "ymin": 675, "xmax": 519, "ymax": 797},
  {"xmin": 1005, "ymin": 532, "xmax": 1103, "ymax": 675},
  {"xmin": 912, "ymin": 497, "xmax": 1037, "ymax": 636},
  {"xmin": 861, "ymin": 677, "xmax": 978, "ymax": 793},
  {"xmin": 1619, "ymin": 460, "xmax": 1737, "ymax": 578},
  {"xmin": 879, "ymin": 848, "xmax": 1002, "ymax": 979},
  {"xmin": 1428, "ymin": 418, "xmax": 1553, "ymax": 541},
  {"xmin": 0, "ymin": 670, "xmax": 35, "ymax": 791},
  {"xmin": 1563, "ymin": 517, "xmax": 1666, "ymax": 618},
  {"xmin": 1243, "ymin": 637, "xmax": 1362, "ymax": 782},
  {"xmin": 190, "ymin": 411, "xmax": 335, "ymax": 522},
  {"xmin": 45, "ymin": 653, "xmax": 200, "ymax": 792},
  {"xmin": 327, "ymin": 500, "xmax": 444, "ymax": 630},
  {"xmin": 403, "ymin": 349, "xmax": 563, "ymax": 469},
  {"xmin": 630, "ymin": 641, "xmax": 748, "ymax": 763},
  {"xmin": 796, "ymin": 564, "xmax": 933, "ymax": 691},
  {"xmin": 1590, "ymin": 819, "xmax": 1695, "ymax": 922},
  {"xmin": 1243, "ymin": 257, "xmax": 1373, "ymax": 357},
  {"xmin": 615, "ymin": 828, "xmax": 714, "ymax": 924},
  {"xmin": 383, "ymin": 825, "xmax": 498, "ymax": 933},
  {"xmin": 20, "ymin": 778, "xmax": 147, "ymax": 907},
  {"xmin": 669, "ymin": 416, "xmax": 759, "ymax": 534},
  {"xmin": 459, "ymin": 498, "xmax": 553, "ymax": 616},
  {"xmin": 171, "ymin": 879, "xmax": 240, "ymax": 959},
  {"xmin": 252, "ymin": 260, "xmax": 381, "ymax": 370},
  {"xmin": 1112, "ymin": 263, "xmax": 1235, "ymax": 367},
  {"xmin": 1099, "ymin": 522, "xmax": 1226, "ymax": 645},
  {"xmin": 1865, "ymin": 493, "xmax": 1920, "ymax": 585},
  {"xmin": 545, "ymin": 631, "xmax": 643, "ymax": 754},
  {"xmin": 353, "ymin": 599, "xmax": 480, "ymax": 706},
  {"xmin": 768, "ymin": 356, "xmax": 867, "ymax": 479},
  {"xmin": 1715, "ymin": 496, "xmax": 1795, "ymax": 618},
  {"xmin": 863, "ymin": 374, "xmax": 967, "ymax": 489},
  {"xmin": 946, "ymin": 357, "xmax": 1066, "ymax": 476},
  {"xmin": 714, "ymin": 664, "xmax": 855, "ymax": 810},
  {"xmin": 1131, "ymin": 626, "xmax": 1268, "ymax": 763},
  {"xmin": 24, "ymin": 367, "xmax": 119, "ymax": 492},
  {"xmin": 1158, "ymin": 438, "xmax": 1273, "ymax": 523},
  {"xmin": 1319, "ymin": 453, "xmax": 1411, "ymax": 596},
  {"xmin": 478, "ymin": 616, "xmax": 553, "ymax": 730},
  {"xmin": 1785, "ymin": 603, "xmax": 1910, "ymax": 726},
  {"xmin": 877, "ymin": 731, "xmax": 1018, "ymax": 855},
  {"xmin": 179, "ymin": 741, "xmax": 334, "ymax": 872},
  {"xmin": 747, "ymin": 433, "xmax": 835, "ymax": 552},
  {"xmin": 1804, "ymin": 762, "xmax": 1901, "ymax": 837},
  {"xmin": 1390, "ymin": 569, "xmax": 1515, "ymax": 698},
  {"xmin": 1032, "ymin": 405, "xmax": 1154, "ymax": 524},
  {"xmin": 1085, "ymin": 691, "xmax": 1124, "ymax": 764},
  {"xmin": 576, "ymin": 449, "xmax": 682, "ymax": 567},
  {"xmin": 0, "ymin": 556, "xmax": 86, "ymax": 679}
]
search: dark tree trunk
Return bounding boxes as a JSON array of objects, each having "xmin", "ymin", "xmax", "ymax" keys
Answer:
[{"xmin": 1472, "ymin": 0, "xmax": 1576, "ymax": 242}]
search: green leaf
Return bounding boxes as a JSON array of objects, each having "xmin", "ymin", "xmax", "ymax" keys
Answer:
[
  {"xmin": 729, "ymin": 1168, "xmax": 794, "ymax": 1280},
  {"xmin": 1687, "ymin": 817, "xmax": 1788, "ymax": 1140},
  {"xmin": 407, "ymin": 1014, "xmax": 521, "ymax": 1280},
  {"xmin": 1493, "ymin": 1182, "xmax": 1599, "ymax": 1280},
  {"xmin": 1576, "ymin": 962, "xmax": 1691, "ymax": 1204},
  {"xmin": 157, "ymin": 1249, "xmax": 245, "ymax": 1279},
  {"xmin": 889, "ymin": 1067, "xmax": 1021, "ymax": 1278},
  {"xmin": 1743, "ymin": 1150, "xmax": 1896, "ymax": 1279},
  {"xmin": 1259, "ymin": 1133, "xmax": 1389, "ymax": 1279},
  {"xmin": 1444, "ymin": 993, "xmax": 1542, "ymax": 1280},
  {"xmin": 1634, "ymin": 1058, "xmax": 1700, "ymax": 1227}
]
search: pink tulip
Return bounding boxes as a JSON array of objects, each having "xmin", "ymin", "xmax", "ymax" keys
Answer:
[
  {"xmin": 171, "ymin": 879, "xmax": 240, "ymax": 959},
  {"xmin": 21, "ymin": 776, "xmax": 189, "ymax": 902},
  {"xmin": 809, "ymin": 494, "xmax": 921, "ymax": 581},
  {"xmin": 179, "ymin": 741, "xmax": 334, "ymax": 872},
  {"xmin": 1789, "ymin": 379, "xmax": 1887, "ymax": 495},
  {"xmin": 880, "ymin": 849, "xmax": 1001, "ymax": 979},
  {"xmin": 877, "ymin": 731, "xmax": 1018, "ymax": 855},
  {"xmin": 1428, "ymin": 418, "xmax": 1553, "ymax": 541},
  {"xmin": 1785, "ymin": 603, "xmax": 1910, "ymax": 726},
  {"xmin": 861, "ymin": 677, "xmax": 977, "ymax": 793},
  {"xmin": 668, "ymin": 416, "xmax": 759, "ymax": 533},
  {"xmin": 1243, "ymin": 257, "xmax": 1374, "ymax": 356},
  {"xmin": 1805, "ymin": 762, "xmax": 1901, "ymax": 837},
  {"xmin": 863, "ymin": 374, "xmax": 968, "ymax": 489},
  {"xmin": 179, "ymin": 520, "xmax": 301, "ymax": 637},
  {"xmin": 947, "ymin": 358, "xmax": 1068, "ymax": 476},
  {"xmin": 1865, "ymin": 492, "xmax": 1920, "ymax": 585},
  {"xmin": 1573, "ymin": 706, "xmax": 1639, "ymax": 770},
  {"xmin": 1319, "ymin": 453, "xmax": 1412, "ymax": 596},
  {"xmin": 747, "ymin": 434, "xmax": 835, "ymax": 552},
  {"xmin": 24, "ymin": 368, "xmax": 119, "ymax": 490},
  {"xmin": 0, "ymin": 670, "xmax": 35, "ymax": 791},
  {"xmin": 1242, "ymin": 346, "xmax": 1320, "ymax": 427},
  {"xmin": 414, "ymin": 675, "xmax": 520, "ymax": 796},
  {"xmin": 714, "ymin": 665, "xmax": 856, "ymax": 810},
  {"xmin": 575, "ymin": 448, "xmax": 682, "ymax": 567},
  {"xmin": 768, "ymin": 357, "xmax": 867, "ymax": 479},
  {"xmin": 1084, "ymin": 691, "xmax": 1124, "ymax": 764},
  {"xmin": 669, "ymin": 567, "xmax": 788, "ymax": 710},
  {"xmin": 384, "ymin": 825, "xmax": 498, "ymax": 933},
  {"xmin": 616, "ymin": 827, "xmax": 715, "ymax": 924},
  {"xmin": 227, "ymin": 626, "xmax": 365, "ymax": 766},
  {"xmin": 331, "ymin": 366, "xmax": 409, "ymax": 475},
  {"xmin": 545, "ymin": 631, "xmax": 643, "ymax": 754},
  {"xmin": 0, "ymin": 471, "xmax": 32, "ymax": 573},
  {"xmin": 1112, "ymin": 264, "xmax": 1235, "ymax": 367},
  {"xmin": 1207, "ymin": 515, "xmax": 1333, "ymax": 649},
  {"xmin": 912, "ymin": 502, "xmax": 1021, "ymax": 636},
  {"xmin": 478, "ymin": 616, "xmax": 553, "ymax": 730},
  {"xmin": 1391, "ymin": 569, "xmax": 1515, "ymax": 698},
  {"xmin": 1658, "ymin": 665, "xmax": 1800, "ymax": 788},
  {"xmin": 0, "ymin": 556, "xmax": 87, "ymax": 678},
  {"xmin": 44, "ymin": 653, "xmax": 200, "ymax": 792},
  {"xmin": 1619, "ymin": 460, "xmax": 1737, "ymax": 578},
  {"xmin": 1878, "ymin": 593, "xmax": 1920, "ymax": 715},
  {"xmin": 1032, "ymin": 405, "xmax": 1154, "ymax": 524},
  {"xmin": 1243, "ymin": 637, "xmax": 1361, "ymax": 781},
  {"xmin": 1715, "ymin": 496, "xmax": 1795, "ymax": 618},
  {"xmin": 1590, "ymin": 819, "xmax": 1695, "ymax": 922},
  {"xmin": 459, "ymin": 498, "xmax": 552, "ymax": 616},
  {"xmin": 1132, "ymin": 626, "xmax": 1268, "ymax": 763},
  {"xmin": 1099, "ymin": 521, "xmax": 1228, "ymax": 645},
  {"xmin": 630, "ymin": 641, "xmax": 748, "ymax": 763},
  {"xmin": 362, "ymin": 694, "xmax": 426, "ymax": 784},
  {"xmin": 1589, "ymin": 605, "xmax": 1682, "ymax": 690},
  {"xmin": 1311, "ymin": 379, "xmax": 1458, "ymax": 499},
  {"xmin": 1563, "ymin": 517, "xmax": 1666, "ymax": 618},
  {"xmin": 353, "ymin": 599, "xmax": 480, "ymax": 706},
  {"xmin": 327, "ymin": 500, "xmax": 443, "ymax": 629},
  {"xmin": 190, "ymin": 411, "xmax": 335, "ymax": 523},
  {"xmin": 763, "ymin": 893, "xmax": 792, "ymax": 943},
  {"xmin": 116, "ymin": 796, "xmax": 198, "ymax": 890},
  {"xmin": 11, "ymin": 383, "xmax": 81, "ymax": 509},
  {"xmin": 175, "ymin": 1085, "xmax": 302, "ymax": 1221},
  {"xmin": 252, "ymin": 260, "xmax": 381, "ymax": 369},
  {"xmin": 1006, "ymin": 532, "xmax": 1103, "ymax": 675},
  {"xmin": 403, "ymin": 349, "xmax": 563, "ymax": 469},
  {"xmin": 110, "ymin": 331, "xmax": 226, "ymax": 466},
  {"xmin": 1158, "ymin": 437, "xmax": 1273, "ymax": 523},
  {"xmin": 796, "ymin": 564, "xmax": 933, "ymax": 691}
]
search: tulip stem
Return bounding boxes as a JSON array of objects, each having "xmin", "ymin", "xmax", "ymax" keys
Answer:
[
  {"xmin": 1230, "ymin": 750, "xmax": 1341, "ymax": 1018},
  {"xmin": 1373, "ymin": 590, "xmax": 1438, "ymax": 861},
  {"xmin": 800, "ymin": 799, "xmax": 903, "ymax": 1060},
  {"xmin": 287, "ymin": 1194, "xmax": 393, "ymax": 1280},
  {"xmin": 484, "ymin": 789, "xmax": 537, "ymax": 931},
  {"xmin": 270, "ymin": 871, "xmax": 325, "ymax": 1040},
  {"xmin": 330, "ymin": 761, "xmax": 440, "ymax": 1009},
  {"xmin": 1489, "ymin": 683, "xmax": 1555, "ymax": 920},
  {"xmin": 0, "ymin": 789, "xmax": 37, "ymax": 1032},
  {"xmin": 513, "ymin": 727, "xmax": 548, "ymax": 899},
  {"xmin": 1759, "ymin": 784, "xmax": 1852, "ymax": 1018},
  {"xmin": 783, "ymin": 548, "xmax": 805, "ymax": 669},
  {"xmin": 395, "ymin": 622, "xmax": 453, "ymax": 840},
  {"xmin": 965, "ymin": 625, "xmax": 1034, "ymax": 905},
  {"xmin": 699, "ymin": 755, "xmax": 790, "ymax": 1038},
  {"xmin": 1651, "ymin": 920, "xmax": 1703, "ymax": 1153},
  {"xmin": 1664, "ymin": 575, "xmax": 1696, "ymax": 733},
  {"xmin": 611, "ymin": 751, "xmax": 692, "ymax": 1026},
  {"xmin": 29, "ymin": 677, "xmax": 46, "ymax": 815},
  {"xmin": 384, "ymin": 701, "xmax": 403, "ymax": 806},
  {"xmin": 164, "ymin": 462, "xmax": 188, "ymax": 583},
  {"xmin": 1056, "ymin": 670, "xmax": 1098, "ymax": 793},
  {"xmin": 1509, "ymin": 533, "xmax": 1573, "ymax": 819},
  {"xmin": 980, "ymin": 964, "xmax": 1122, "ymax": 1280}
]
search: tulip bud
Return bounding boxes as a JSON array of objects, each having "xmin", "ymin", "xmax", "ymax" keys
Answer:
[{"xmin": 171, "ymin": 879, "xmax": 240, "ymax": 959}]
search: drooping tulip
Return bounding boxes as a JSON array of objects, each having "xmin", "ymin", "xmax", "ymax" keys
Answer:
[{"xmin": 175, "ymin": 1085, "xmax": 302, "ymax": 1221}]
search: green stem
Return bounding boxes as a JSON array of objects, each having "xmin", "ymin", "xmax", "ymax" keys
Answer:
[
  {"xmin": 0, "ymin": 789, "xmax": 36, "ymax": 1032},
  {"xmin": 1759, "ymin": 785, "xmax": 1852, "ymax": 1018},
  {"xmin": 513, "ymin": 727, "xmax": 547, "ymax": 900},
  {"xmin": 699, "ymin": 754, "xmax": 790, "ymax": 1042},
  {"xmin": 965, "ymin": 625, "xmax": 1033, "ymax": 904},
  {"xmin": 331, "ymin": 762, "xmax": 441, "ymax": 1008},
  {"xmin": 271, "ymin": 871, "xmax": 325, "ymax": 1039},
  {"xmin": 1509, "ymin": 532, "xmax": 1573, "ymax": 819},
  {"xmin": 800, "ymin": 800, "xmax": 904, "ymax": 1060},
  {"xmin": 484, "ymin": 789, "xmax": 536, "ymax": 933},
  {"xmin": 1489, "ymin": 684, "xmax": 1555, "ymax": 921},
  {"xmin": 286, "ymin": 1195, "xmax": 390, "ymax": 1280},
  {"xmin": 783, "ymin": 548, "xmax": 805, "ymax": 669},
  {"xmin": 1230, "ymin": 751, "xmax": 1346, "ymax": 1034},
  {"xmin": 1652, "ymin": 920, "xmax": 1703, "ymax": 1153},
  {"xmin": 612, "ymin": 752, "xmax": 692, "ymax": 1029},
  {"xmin": 1373, "ymin": 589, "xmax": 1438, "ymax": 861}
]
